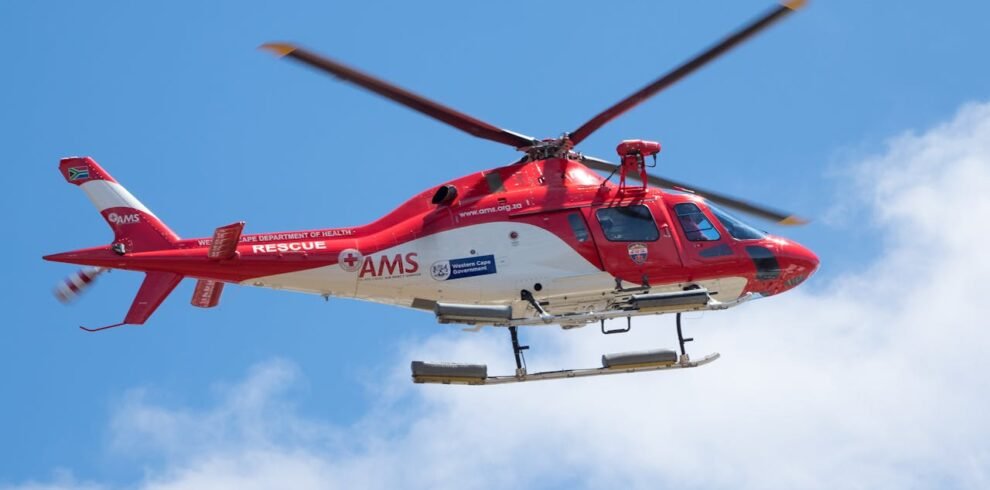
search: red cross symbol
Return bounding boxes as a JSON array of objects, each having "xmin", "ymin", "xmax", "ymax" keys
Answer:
[{"xmin": 343, "ymin": 253, "xmax": 359, "ymax": 267}]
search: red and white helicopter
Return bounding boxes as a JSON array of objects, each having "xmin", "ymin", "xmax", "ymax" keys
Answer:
[{"xmin": 46, "ymin": 1, "xmax": 818, "ymax": 384}]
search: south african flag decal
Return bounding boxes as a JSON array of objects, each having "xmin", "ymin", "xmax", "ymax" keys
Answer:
[{"xmin": 68, "ymin": 166, "xmax": 90, "ymax": 181}]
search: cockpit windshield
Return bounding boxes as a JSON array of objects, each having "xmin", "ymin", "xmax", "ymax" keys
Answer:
[{"xmin": 707, "ymin": 203, "xmax": 767, "ymax": 240}]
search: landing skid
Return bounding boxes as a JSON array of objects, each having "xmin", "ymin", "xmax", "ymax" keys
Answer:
[
  {"xmin": 412, "ymin": 313, "xmax": 718, "ymax": 385},
  {"xmin": 414, "ymin": 353, "xmax": 720, "ymax": 386}
]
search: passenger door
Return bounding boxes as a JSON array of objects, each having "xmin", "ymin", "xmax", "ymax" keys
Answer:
[{"xmin": 583, "ymin": 203, "xmax": 682, "ymax": 285}]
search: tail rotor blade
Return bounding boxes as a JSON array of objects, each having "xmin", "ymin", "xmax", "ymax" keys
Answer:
[{"xmin": 54, "ymin": 267, "xmax": 106, "ymax": 303}]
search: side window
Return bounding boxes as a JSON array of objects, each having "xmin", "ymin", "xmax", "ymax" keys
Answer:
[
  {"xmin": 595, "ymin": 205, "xmax": 660, "ymax": 242},
  {"xmin": 568, "ymin": 213, "xmax": 589, "ymax": 242},
  {"xmin": 674, "ymin": 203, "xmax": 720, "ymax": 242}
]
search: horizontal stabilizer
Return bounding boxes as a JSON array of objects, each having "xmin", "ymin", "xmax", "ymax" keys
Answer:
[
  {"xmin": 191, "ymin": 279, "xmax": 224, "ymax": 308},
  {"xmin": 208, "ymin": 222, "xmax": 244, "ymax": 260}
]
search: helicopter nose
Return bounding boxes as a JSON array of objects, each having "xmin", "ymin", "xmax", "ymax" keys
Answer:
[{"xmin": 776, "ymin": 239, "xmax": 819, "ymax": 290}]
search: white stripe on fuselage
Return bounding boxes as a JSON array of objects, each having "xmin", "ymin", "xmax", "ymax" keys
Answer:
[
  {"xmin": 241, "ymin": 222, "xmax": 609, "ymax": 302},
  {"xmin": 241, "ymin": 221, "xmax": 748, "ymax": 315}
]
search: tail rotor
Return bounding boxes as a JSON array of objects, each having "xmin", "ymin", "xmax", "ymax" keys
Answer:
[{"xmin": 54, "ymin": 267, "xmax": 107, "ymax": 304}]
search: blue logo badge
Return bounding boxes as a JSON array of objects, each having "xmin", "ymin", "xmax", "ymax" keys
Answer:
[{"xmin": 431, "ymin": 254, "xmax": 497, "ymax": 281}]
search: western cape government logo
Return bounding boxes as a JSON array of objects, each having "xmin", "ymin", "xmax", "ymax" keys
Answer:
[
  {"xmin": 627, "ymin": 243, "xmax": 648, "ymax": 265},
  {"xmin": 431, "ymin": 254, "xmax": 497, "ymax": 281}
]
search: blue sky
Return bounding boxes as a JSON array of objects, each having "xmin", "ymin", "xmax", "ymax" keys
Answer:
[{"xmin": 3, "ymin": 1, "xmax": 990, "ymax": 488}]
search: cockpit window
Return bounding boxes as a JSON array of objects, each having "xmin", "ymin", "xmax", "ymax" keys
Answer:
[
  {"xmin": 708, "ymin": 204, "xmax": 767, "ymax": 240},
  {"xmin": 596, "ymin": 205, "xmax": 659, "ymax": 242},
  {"xmin": 674, "ymin": 203, "xmax": 720, "ymax": 241}
]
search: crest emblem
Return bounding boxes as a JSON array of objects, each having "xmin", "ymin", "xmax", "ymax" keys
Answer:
[
  {"xmin": 627, "ymin": 243, "xmax": 648, "ymax": 265},
  {"xmin": 430, "ymin": 260, "xmax": 452, "ymax": 281}
]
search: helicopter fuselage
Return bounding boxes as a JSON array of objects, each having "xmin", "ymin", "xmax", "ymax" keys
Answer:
[{"xmin": 47, "ymin": 157, "xmax": 818, "ymax": 327}]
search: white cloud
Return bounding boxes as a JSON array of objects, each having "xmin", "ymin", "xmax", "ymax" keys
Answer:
[{"xmin": 8, "ymin": 101, "xmax": 990, "ymax": 490}]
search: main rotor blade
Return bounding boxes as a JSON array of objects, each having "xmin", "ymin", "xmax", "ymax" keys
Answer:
[
  {"xmin": 579, "ymin": 155, "xmax": 807, "ymax": 225},
  {"xmin": 569, "ymin": 1, "xmax": 805, "ymax": 146},
  {"xmin": 261, "ymin": 43, "xmax": 538, "ymax": 149}
]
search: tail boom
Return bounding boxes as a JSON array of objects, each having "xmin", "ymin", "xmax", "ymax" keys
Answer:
[{"xmin": 48, "ymin": 155, "xmax": 372, "ymax": 330}]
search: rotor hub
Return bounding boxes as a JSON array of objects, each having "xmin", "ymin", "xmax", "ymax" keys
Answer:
[{"xmin": 520, "ymin": 135, "xmax": 574, "ymax": 161}]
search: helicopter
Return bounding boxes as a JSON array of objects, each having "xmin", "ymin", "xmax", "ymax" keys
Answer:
[{"xmin": 45, "ymin": 0, "xmax": 818, "ymax": 385}]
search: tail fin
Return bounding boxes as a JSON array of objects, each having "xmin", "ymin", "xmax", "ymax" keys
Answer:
[{"xmin": 59, "ymin": 156, "xmax": 179, "ymax": 252}]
